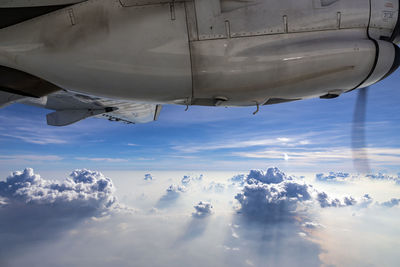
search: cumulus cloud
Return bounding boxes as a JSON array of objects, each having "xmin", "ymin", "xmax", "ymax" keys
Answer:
[
  {"xmin": 144, "ymin": 174, "xmax": 153, "ymax": 181},
  {"xmin": 302, "ymin": 222, "xmax": 324, "ymax": 229},
  {"xmin": 181, "ymin": 175, "xmax": 191, "ymax": 185},
  {"xmin": 192, "ymin": 201, "xmax": 213, "ymax": 218},
  {"xmin": 234, "ymin": 167, "xmax": 384, "ymax": 222},
  {"xmin": 230, "ymin": 174, "xmax": 245, "ymax": 185},
  {"xmin": 246, "ymin": 167, "xmax": 290, "ymax": 184},
  {"xmin": 235, "ymin": 167, "xmax": 312, "ymax": 222},
  {"xmin": 359, "ymin": 194, "xmax": 374, "ymax": 208},
  {"xmin": 0, "ymin": 168, "xmax": 119, "ymax": 259},
  {"xmin": 157, "ymin": 184, "xmax": 186, "ymax": 208},
  {"xmin": 317, "ymin": 192, "xmax": 344, "ymax": 208},
  {"xmin": 316, "ymin": 172, "xmax": 350, "ymax": 182},
  {"xmin": 204, "ymin": 182, "xmax": 225, "ymax": 193},
  {"xmin": 0, "ymin": 168, "xmax": 116, "ymax": 209},
  {"xmin": 343, "ymin": 196, "xmax": 357, "ymax": 206},
  {"xmin": 380, "ymin": 198, "xmax": 400, "ymax": 208},
  {"xmin": 181, "ymin": 174, "xmax": 203, "ymax": 185},
  {"xmin": 317, "ymin": 192, "xmax": 361, "ymax": 208},
  {"xmin": 167, "ymin": 184, "xmax": 186, "ymax": 194},
  {"xmin": 0, "ymin": 196, "xmax": 8, "ymax": 206},
  {"xmin": 366, "ymin": 173, "xmax": 399, "ymax": 183}
]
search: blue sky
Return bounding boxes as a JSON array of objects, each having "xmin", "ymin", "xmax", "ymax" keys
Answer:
[
  {"xmin": 0, "ymin": 72, "xmax": 399, "ymax": 175},
  {"xmin": 0, "ymin": 72, "xmax": 400, "ymax": 267}
]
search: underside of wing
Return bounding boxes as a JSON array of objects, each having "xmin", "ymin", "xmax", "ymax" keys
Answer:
[
  {"xmin": 20, "ymin": 91, "xmax": 162, "ymax": 126},
  {"xmin": 0, "ymin": 0, "xmax": 86, "ymax": 30},
  {"xmin": 0, "ymin": 0, "xmax": 85, "ymax": 8}
]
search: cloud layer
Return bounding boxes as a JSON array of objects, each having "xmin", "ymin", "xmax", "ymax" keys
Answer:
[
  {"xmin": 316, "ymin": 172, "xmax": 350, "ymax": 182},
  {"xmin": 192, "ymin": 201, "xmax": 213, "ymax": 218},
  {"xmin": 0, "ymin": 168, "xmax": 116, "ymax": 210},
  {"xmin": 234, "ymin": 167, "xmax": 397, "ymax": 222},
  {"xmin": 0, "ymin": 168, "xmax": 119, "ymax": 262},
  {"xmin": 235, "ymin": 167, "xmax": 312, "ymax": 222}
]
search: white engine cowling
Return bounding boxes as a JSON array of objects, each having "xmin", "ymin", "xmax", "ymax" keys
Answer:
[{"xmin": 355, "ymin": 40, "xmax": 400, "ymax": 89}]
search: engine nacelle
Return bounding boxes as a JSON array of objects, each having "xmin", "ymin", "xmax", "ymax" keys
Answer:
[{"xmin": 356, "ymin": 40, "xmax": 400, "ymax": 89}]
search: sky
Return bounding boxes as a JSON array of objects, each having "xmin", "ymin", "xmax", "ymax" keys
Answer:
[
  {"xmin": 0, "ymin": 72, "xmax": 399, "ymax": 175},
  {"xmin": 0, "ymin": 73, "xmax": 399, "ymax": 266}
]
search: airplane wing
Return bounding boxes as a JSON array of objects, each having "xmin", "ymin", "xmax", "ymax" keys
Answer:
[
  {"xmin": 14, "ymin": 90, "xmax": 162, "ymax": 126},
  {"xmin": 0, "ymin": 66, "xmax": 161, "ymax": 127}
]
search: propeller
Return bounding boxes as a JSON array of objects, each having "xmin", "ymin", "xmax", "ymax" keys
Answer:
[{"xmin": 351, "ymin": 87, "xmax": 370, "ymax": 173}]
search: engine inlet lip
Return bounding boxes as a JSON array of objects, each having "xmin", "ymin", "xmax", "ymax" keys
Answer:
[{"xmin": 379, "ymin": 43, "xmax": 400, "ymax": 81}]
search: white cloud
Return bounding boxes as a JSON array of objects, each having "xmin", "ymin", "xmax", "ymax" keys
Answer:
[
  {"xmin": 235, "ymin": 167, "xmax": 385, "ymax": 220},
  {"xmin": 246, "ymin": 167, "xmax": 290, "ymax": 184},
  {"xmin": 284, "ymin": 153, "xmax": 290, "ymax": 161},
  {"xmin": 181, "ymin": 174, "xmax": 203, "ymax": 185},
  {"xmin": 359, "ymin": 194, "xmax": 374, "ymax": 208},
  {"xmin": 343, "ymin": 196, "xmax": 357, "ymax": 206},
  {"xmin": 380, "ymin": 198, "xmax": 400, "ymax": 208},
  {"xmin": 0, "ymin": 196, "xmax": 8, "ymax": 206},
  {"xmin": 235, "ymin": 147, "xmax": 400, "ymax": 167},
  {"xmin": 204, "ymin": 182, "xmax": 226, "ymax": 193},
  {"xmin": 157, "ymin": 184, "xmax": 186, "ymax": 208},
  {"xmin": 235, "ymin": 168, "xmax": 312, "ymax": 222},
  {"xmin": 0, "ymin": 168, "xmax": 121, "ymax": 261},
  {"xmin": 317, "ymin": 192, "xmax": 344, "ymax": 208},
  {"xmin": 0, "ymin": 154, "xmax": 63, "ymax": 162},
  {"xmin": 192, "ymin": 201, "xmax": 213, "ymax": 218},
  {"xmin": 316, "ymin": 193, "xmax": 362, "ymax": 208},
  {"xmin": 230, "ymin": 174, "xmax": 245, "ymax": 185},
  {"xmin": 316, "ymin": 172, "xmax": 351, "ymax": 182},
  {"xmin": 75, "ymin": 157, "xmax": 128, "ymax": 163},
  {"xmin": 366, "ymin": 173, "xmax": 399, "ymax": 182},
  {"xmin": 181, "ymin": 175, "xmax": 191, "ymax": 185},
  {"xmin": 0, "ymin": 113, "xmax": 120, "ymax": 147},
  {"xmin": 172, "ymin": 136, "xmax": 311, "ymax": 153},
  {"xmin": 0, "ymin": 132, "xmax": 67, "ymax": 145},
  {"xmin": 165, "ymin": 184, "xmax": 186, "ymax": 194},
  {"xmin": 0, "ymin": 168, "xmax": 116, "ymax": 209},
  {"xmin": 144, "ymin": 174, "xmax": 153, "ymax": 181},
  {"xmin": 302, "ymin": 222, "xmax": 324, "ymax": 229}
]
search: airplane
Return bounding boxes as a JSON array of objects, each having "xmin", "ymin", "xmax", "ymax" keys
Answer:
[{"xmin": 0, "ymin": 0, "xmax": 398, "ymax": 128}]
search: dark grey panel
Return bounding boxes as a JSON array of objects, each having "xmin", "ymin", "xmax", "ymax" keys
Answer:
[
  {"xmin": 0, "ymin": 5, "xmax": 69, "ymax": 29},
  {"xmin": 0, "ymin": 66, "xmax": 60, "ymax": 97}
]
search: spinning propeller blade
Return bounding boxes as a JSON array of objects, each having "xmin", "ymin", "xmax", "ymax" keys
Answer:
[{"xmin": 351, "ymin": 87, "xmax": 370, "ymax": 173}]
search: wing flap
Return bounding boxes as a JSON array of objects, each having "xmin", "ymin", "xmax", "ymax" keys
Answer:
[{"xmin": 20, "ymin": 91, "xmax": 161, "ymax": 126}]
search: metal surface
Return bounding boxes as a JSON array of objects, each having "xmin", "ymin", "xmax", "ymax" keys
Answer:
[
  {"xmin": 356, "ymin": 40, "xmax": 397, "ymax": 89},
  {"xmin": 0, "ymin": 0, "xmax": 85, "ymax": 7},
  {"xmin": 0, "ymin": 0, "xmax": 399, "ymax": 121},
  {"xmin": 21, "ymin": 90, "xmax": 161, "ymax": 125},
  {"xmin": 0, "ymin": 5, "xmax": 70, "ymax": 29},
  {"xmin": 369, "ymin": 0, "xmax": 399, "ymax": 40},
  {"xmin": 194, "ymin": 0, "xmax": 370, "ymax": 40},
  {"xmin": 0, "ymin": 0, "xmax": 192, "ymax": 103},
  {"xmin": 191, "ymin": 29, "xmax": 376, "ymax": 106},
  {"xmin": 0, "ymin": 66, "xmax": 60, "ymax": 97}
]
